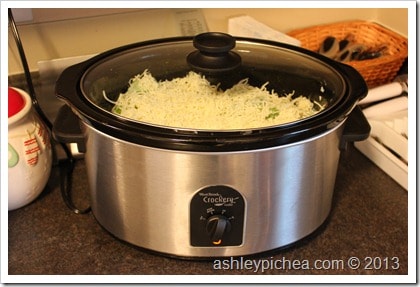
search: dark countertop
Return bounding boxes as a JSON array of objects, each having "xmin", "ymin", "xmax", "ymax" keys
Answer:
[{"xmin": 8, "ymin": 144, "xmax": 408, "ymax": 281}]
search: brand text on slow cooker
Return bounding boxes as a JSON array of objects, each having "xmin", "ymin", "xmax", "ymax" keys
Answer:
[
  {"xmin": 199, "ymin": 192, "xmax": 239, "ymax": 205},
  {"xmin": 213, "ymin": 256, "xmax": 400, "ymax": 272}
]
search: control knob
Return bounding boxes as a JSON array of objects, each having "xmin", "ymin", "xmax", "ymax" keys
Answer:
[{"xmin": 206, "ymin": 214, "xmax": 231, "ymax": 245}]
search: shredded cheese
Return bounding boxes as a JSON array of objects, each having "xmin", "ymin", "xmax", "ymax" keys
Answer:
[{"xmin": 109, "ymin": 70, "xmax": 324, "ymax": 130}]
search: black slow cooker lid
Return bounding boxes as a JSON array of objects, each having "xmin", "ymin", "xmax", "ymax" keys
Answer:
[{"xmin": 56, "ymin": 33, "xmax": 367, "ymax": 151}]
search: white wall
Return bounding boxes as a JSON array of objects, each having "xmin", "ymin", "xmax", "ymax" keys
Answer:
[{"xmin": 8, "ymin": 8, "xmax": 408, "ymax": 75}]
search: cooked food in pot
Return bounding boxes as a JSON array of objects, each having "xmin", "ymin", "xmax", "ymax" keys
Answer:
[{"xmin": 106, "ymin": 70, "xmax": 325, "ymax": 130}]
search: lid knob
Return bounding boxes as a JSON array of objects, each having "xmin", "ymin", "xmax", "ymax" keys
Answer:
[{"xmin": 187, "ymin": 32, "xmax": 242, "ymax": 89}]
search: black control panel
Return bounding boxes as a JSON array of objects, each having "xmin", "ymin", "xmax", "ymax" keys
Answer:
[{"xmin": 190, "ymin": 185, "xmax": 245, "ymax": 247}]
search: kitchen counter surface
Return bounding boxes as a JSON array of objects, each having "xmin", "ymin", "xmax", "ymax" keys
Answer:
[{"xmin": 8, "ymin": 144, "xmax": 408, "ymax": 281}]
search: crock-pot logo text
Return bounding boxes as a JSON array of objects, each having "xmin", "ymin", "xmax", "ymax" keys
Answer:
[{"xmin": 199, "ymin": 192, "xmax": 239, "ymax": 207}]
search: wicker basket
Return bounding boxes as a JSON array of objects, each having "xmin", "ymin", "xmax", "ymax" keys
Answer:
[{"xmin": 287, "ymin": 21, "xmax": 408, "ymax": 87}]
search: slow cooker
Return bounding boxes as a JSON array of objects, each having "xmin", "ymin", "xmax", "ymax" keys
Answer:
[{"xmin": 53, "ymin": 32, "xmax": 370, "ymax": 258}]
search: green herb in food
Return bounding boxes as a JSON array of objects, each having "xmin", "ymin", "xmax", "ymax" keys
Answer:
[{"xmin": 265, "ymin": 107, "xmax": 280, "ymax": 120}]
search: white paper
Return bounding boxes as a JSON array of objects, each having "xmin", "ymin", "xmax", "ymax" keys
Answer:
[{"xmin": 228, "ymin": 15, "xmax": 301, "ymax": 46}]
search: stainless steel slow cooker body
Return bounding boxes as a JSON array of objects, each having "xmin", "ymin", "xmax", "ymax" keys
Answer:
[
  {"xmin": 82, "ymin": 120, "xmax": 344, "ymax": 258},
  {"xmin": 54, "ymin": 34, "xmax": 369, "ymax": 258}
]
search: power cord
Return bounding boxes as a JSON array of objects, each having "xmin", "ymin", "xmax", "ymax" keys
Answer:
[{"xmin": 8, "ymin": 9, "xmax": 90, "ymax": 214}]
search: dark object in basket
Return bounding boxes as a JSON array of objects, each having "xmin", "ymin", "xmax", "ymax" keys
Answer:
[
  {"xmin": 319, "ymin": 35, "xmax": 388, "ymax": 62},
  {"xmin": 356, "ymin": 45, "xmax": 388, "ymax": 60}
]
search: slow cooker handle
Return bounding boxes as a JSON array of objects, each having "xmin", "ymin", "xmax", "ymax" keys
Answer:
[
  {"xmin": 339, "ymin": 106, "xmax": 371, "ymax": 150},
  {"xmin": 337, "ymin": 61, "xmax": 369, "ymax": 102},
  {"xmin": 55, "ymin": 56, "xmax": 96, "ymax": 109},
  {"xmin": 52, "ymin": 105, "xmax": 86, "ymax": 153}
]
